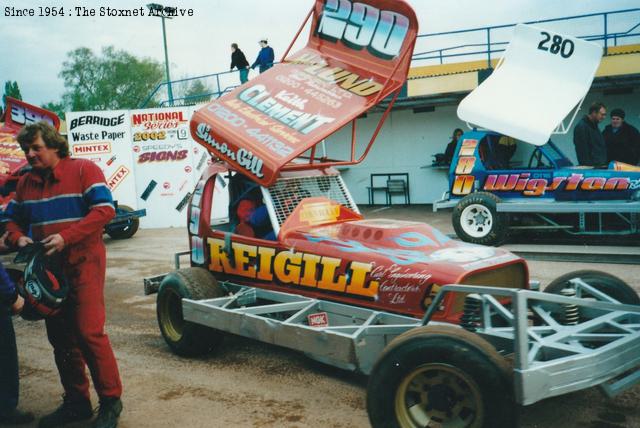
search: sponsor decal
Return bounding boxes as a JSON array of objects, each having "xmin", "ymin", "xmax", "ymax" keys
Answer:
[
  {"xmin": 106, "ymin": 155, "xmax": 117, "ymax": 166},
  {"xmin": 106, "ymin": 165, "xmax": 130, "ymax": 191},
  {"xmin": 141, "ymin": 179, "xmax": 158, "ymax": 201},
  {"xmin": 307, "ymin": 312, "xmax": 329, "ymax": 327},
  {"xmin": 483, "ymin": 173, "xmax": 630, "ymax": 196},
  {"xmin": 299, "ymin": 202, "xmax": 340, "ymax": 225},
  {"xmin": 176, "ymin": 192, "xmax": 191, "ymax": 212},
  {"xmin": 137, "ymin": 150, "xmax": 188, "ymax": 163},
  {"xmin": 196, "ymin": 152, "xmax": 208, "ymax": 170},
  {"xmin": 69, "ymin": 114, "xmax": 125, "ymax": 130},
  {"xmin": 131, "ymin": 111, "xmax": 187, "ymax": 130},
  {"xmin": 274, "ymin": 91, "xmax": 308, "ymax": 109},
  {"xmin": 195, "ymin": 123, "xmax": 264, "ymax": 178},
  {"xmin": 207, "ymin": 237, "xmax": 379, "ymax": 299},
  {"xmin": 0, "ymin": 142, "xmax": 23, "ymax": 157},
  {"xmin": 72, "ymin": 142, "xmax": 112, "ymax": 156},
  {"xmin": 237, "ymin": 84, "xmax": 335, "ymax": 135},
  {"xmin": 71, "ymin": 130, "xmax": 125, "ymax": 141},
  {"xmin": 289, "ymin": 53, "xmax": 384, "ymax": 97}
]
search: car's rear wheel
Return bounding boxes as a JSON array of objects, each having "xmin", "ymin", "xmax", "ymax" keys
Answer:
[
  {"xmin": 545, "ymin": 270, "xmax": 639, "ymax": 305},
  {"xmin": 453, "ymin": 192, "xmax": 508, "ymax": 246}
]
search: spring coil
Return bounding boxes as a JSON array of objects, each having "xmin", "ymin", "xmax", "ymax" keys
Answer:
[
  {"xmin": 460, "ymin": 294, "xmax": 483, "ymax": 332},
  {"xmin": 561, "ymin": 287, "xmax": 580, "ymax": 325}
]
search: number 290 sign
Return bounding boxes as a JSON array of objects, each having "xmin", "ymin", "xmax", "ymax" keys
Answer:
[{"xmin": 316, "ymin": 0, "xmax": 410, "ymax": 60}]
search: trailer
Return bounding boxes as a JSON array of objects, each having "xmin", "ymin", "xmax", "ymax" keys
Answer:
[{"xmin": 146, "ymin": 1, "xmax": 640, "ymax": 427}]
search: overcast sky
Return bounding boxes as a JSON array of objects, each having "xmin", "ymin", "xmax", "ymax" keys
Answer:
[{"xmin": 1, "ymin": 0, "xmax": 638, "ymax": 107}]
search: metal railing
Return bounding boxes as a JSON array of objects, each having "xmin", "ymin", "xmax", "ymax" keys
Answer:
[
  {"xmin": 142, "ymin": 8, "xmax": 640, "ymax": 107},
  {"xmin": 413, "ymin": 8, "xmax": 640, "ymax": 67}
]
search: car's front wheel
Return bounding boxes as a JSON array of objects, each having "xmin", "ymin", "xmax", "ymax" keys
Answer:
[{"xmin": 453, "ymin": 192, "xmax": 508, "ymax": 246}]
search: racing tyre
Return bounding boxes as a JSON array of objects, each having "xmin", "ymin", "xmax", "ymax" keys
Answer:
[
  {"xmin": 545, "ymin": 270, "xmax": 639, "ymax": 305},
  {"xmin": 367, "ymin": 325, "xmax": 514, "ymax": 428},
  {"xmin": 105, "ymin": 205, "xmax": 139, "ymax": 240},
  {"xmin": 452, "ymin": 192, "xmax": 508, "ymax": 246},
  {"xmin": 157, "ymin": 268, "xmax": 226, "ymax": 357}
]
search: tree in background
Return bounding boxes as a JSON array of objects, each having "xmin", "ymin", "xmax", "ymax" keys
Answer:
[
  {"xmin": 182, "ymin": 79, "xmax": 213, "ymax": 105},
  {"xmin": 59, "ymin": 46, "xmax": 163, "ymax": 111},
  {"xmin": 3, "ymin": 80, "xmax": 22, "ymax": 105},
  {"xmin": 41, "ymin": 101, "xmax": 67, "ymax": 119}
]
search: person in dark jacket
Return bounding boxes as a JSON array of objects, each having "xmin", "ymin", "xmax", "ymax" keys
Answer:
[
  {"xmin": 602, "ymin": 108, "xmax": 640, "ymax": 165},
  {"xmin": 443, "ymin": 128, "xmax": 463, "ymax": 165},
  {"xmin": 230, "ymin": 43, "xmax": 250, "ymax": 84},
  {"xmin": 251, "ymin": 38, "xmax": 275, "ymax": 74},
  {"xmin": 573, "ymin": 102, "xmax": 607, "ymax": 166},
  {"xmin": 0, "ymin": 232, "xmax": 34, "ymax": 426}
]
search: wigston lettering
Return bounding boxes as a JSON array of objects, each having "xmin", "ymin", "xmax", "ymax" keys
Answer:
[
  {"xmin": 484, "ymin": 173, "xmax": 630, "ymax": 196},
  {"xmin": 69, "ymin": 114, "xmax": 125, "ymax": 130},
  {"xmin": 238, "ymin": 85, "xmax": 335, "ymax": 135},
  {"xmin": 207, "ymin": 238, "xmax": 379, "ymax": 299}
]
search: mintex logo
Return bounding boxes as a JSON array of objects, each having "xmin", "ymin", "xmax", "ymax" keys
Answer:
[
  {"xmin": 107, "ymin": 165, "xmax": 130, "ymax": 190},
  {"xmin": 72, "ymin": 142, "xmax": 111, "ymax": 156}
]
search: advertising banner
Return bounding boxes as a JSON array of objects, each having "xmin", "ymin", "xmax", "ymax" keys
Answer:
[
  {"xmin": 130, "ymin": 106, "xmax": 198, "ymax": 228},
  {"xmin": 66, "ymin": 110, "xmax": 137, "ymax": 209}
]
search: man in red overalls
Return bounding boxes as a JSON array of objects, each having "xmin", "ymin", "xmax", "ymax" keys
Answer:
[{"xmin": 5, "ymin": 122, "xmax": 122, "ymax": 428}]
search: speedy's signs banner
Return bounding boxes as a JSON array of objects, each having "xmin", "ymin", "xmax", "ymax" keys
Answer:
[
  {"xmin": 190, "ymin": 0, "xmax": 418, "ymax": 187},
  {"xmin": 66, "ymin": 110, "xmax": 137, "ymax": 209},
  {"xmin": 130, "ymin": 106, "xmax": 198, "ymax": 228}
]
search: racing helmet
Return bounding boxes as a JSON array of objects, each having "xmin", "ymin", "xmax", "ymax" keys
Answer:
[{"xmin": 13, "ymin": 243, "xmax": 68, "ymax": 320}]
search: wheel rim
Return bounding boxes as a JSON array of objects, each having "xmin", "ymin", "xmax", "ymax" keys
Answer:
[
  {"xmin": 159, "ymin": 288, "xmax": 184, "ymax": 342},
  {"xmin": 460, "ymin": 204, "xmax": 493, "ymax": 238},
  {"xmin": 394, "ymin": 363, "xmax": 484, "ymax": 428}
]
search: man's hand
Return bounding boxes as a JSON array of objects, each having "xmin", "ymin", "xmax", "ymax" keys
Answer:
[
  {"xmin": 42, "ymin": 234, "xmax": 65, "ymax": 256},
  {"xmin": 0, "ymin": 231, "xmax": 10, "ymax": 252},
  {"xmin": 11, "ymin": 294, "xmax": 24, "ymax": 315},
  {"xmin": 16, "ymin": 235, "xmax": 34, "ymax": 248}
]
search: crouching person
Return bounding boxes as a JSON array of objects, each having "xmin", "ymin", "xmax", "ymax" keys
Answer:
[{"xmin": 5, "ymin": 122, "xmax": 123, "ymax": 428}]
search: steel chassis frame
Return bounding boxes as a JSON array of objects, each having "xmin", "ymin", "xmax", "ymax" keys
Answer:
[{"xmin": 161, "ymin": 275, "xmax": 640, "ymax": 406}]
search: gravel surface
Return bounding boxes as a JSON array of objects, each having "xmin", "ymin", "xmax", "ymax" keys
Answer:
[{"xmin": 6, "ymin": 207, "xmax": 640, "ymax": 427}]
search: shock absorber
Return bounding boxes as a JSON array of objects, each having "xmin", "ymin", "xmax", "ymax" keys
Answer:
[
  {"xmin": 561, "ymin": 287, "xmax": 580, "ymax": 325},
  {"xmin": 461, "ymin": 293, "xmax": 483, "ymax": 332}
]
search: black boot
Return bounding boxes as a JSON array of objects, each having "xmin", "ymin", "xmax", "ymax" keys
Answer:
[
  {"xmin": 0, "ymin": 408, "xmax": 35, "ymax": 425},
  {"xmin": 38, "ymin": 398, "xmax": 93, "ymax": 428},
  {"xmin": 92, "ymin": 398, "xmax": 122, "ymax": 428}
]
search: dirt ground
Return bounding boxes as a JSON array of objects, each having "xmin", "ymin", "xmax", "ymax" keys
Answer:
[{"xmin": 5, "ymin": 207, "xmax": 640, "ymax": 428}]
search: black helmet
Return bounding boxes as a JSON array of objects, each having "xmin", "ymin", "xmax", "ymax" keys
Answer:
[{"xmin": 13, "ymin": 243, "xmax": 68, "ymax": 320}]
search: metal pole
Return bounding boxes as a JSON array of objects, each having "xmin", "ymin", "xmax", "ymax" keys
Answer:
[
  {"xmin": 161, "ymin": 16, "xmax": 174, "ymax": 106},
  {"xmin": 603, "ymin": 13, "xmax": 608, "ymax": 55},
  {"xmin": 486, "ymin": 28, "xmax": 492, "ymax": 68}
]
